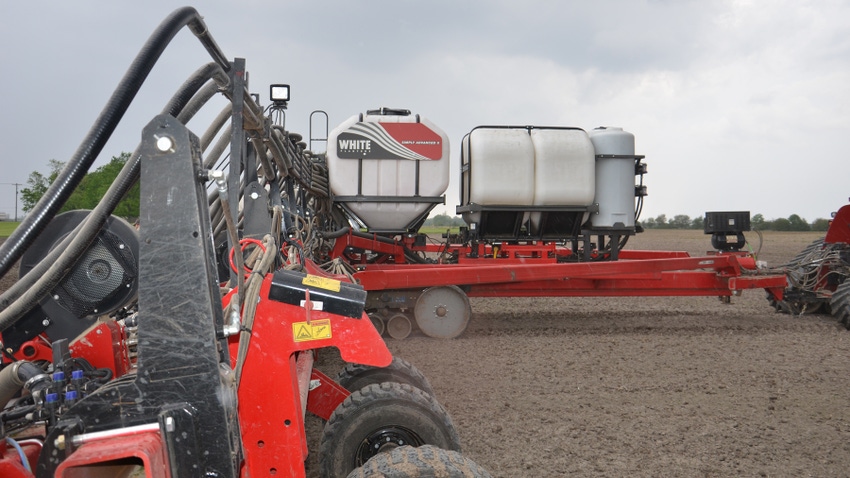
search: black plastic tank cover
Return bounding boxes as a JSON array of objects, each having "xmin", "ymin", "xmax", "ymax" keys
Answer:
[{"xmin": 268, "ymin": 269, "xmax": 366, "ymax": 319}]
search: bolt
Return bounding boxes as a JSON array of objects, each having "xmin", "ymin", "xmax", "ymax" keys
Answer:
[
  {"xmin": 165, "ymin": 416, "xmax": 175, "ymax": 432},
  {"xmin": 250, "ymin": 192, "xmax": 259, "ymax": 200},
  {"xmin": 53, "ymin": 295, "xmax": 60, "ymax": 301},
  {"xmin": 119, "ymin": 243, "xmax": 125, "ymax": 250},
  {"xmin": 155, "ymin": 135, "xmax": 174, "ymax": 152},
  {"xmin": 55, "ymin": 435, "xmax": 66, "ymax": 450},
  {"xmin": 42, "ymin": 319, "xmax": 50, "ymax": 327}
]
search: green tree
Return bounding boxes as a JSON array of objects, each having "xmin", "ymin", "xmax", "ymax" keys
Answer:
[
  {"xmin": 787, "ymin": 214, "xmax": 810, "ymax": 232},
  {"xmin": 751, "ymin": 213, "xmax": 765, "ymax": 229},
  {"xmin": 19, "ymin": 153, "xmax": 138, "ymax": 218},
  {"xmin": 811, "ymin": 218, "xmax": 830, "ymax": 232},
  {"xmin": 669, "ymin": 214, "xmax": 691, "ymax": 229},
  {"xmin": 690, "ymin": 216, "xmax": 704, "ymax": 230},
  {"xmin": 20, "ymin": 159, "xmax": 64, "ymax": 212},
  {"xmin": 654, "ymin": 214, "xmax": 668, "ymax": 229},
  {"xmin": 429, "ymin": 213, "xmax": 453, "ymax": 227},
  {"xmin": 773, "ymin": 218, "xmax": 791, "ymax": 231}
]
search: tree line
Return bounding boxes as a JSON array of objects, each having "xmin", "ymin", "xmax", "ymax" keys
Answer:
[
  {"xmin": 425, "ymin": 213, "xmax": 830, "ymax": 232},
  {"xmin": 20, "ymin": 153, "xmax": 139, "ymax": 219},
  {"xmin": 640, "ymin": 213, "xmax": 829, "ymax": 232}
]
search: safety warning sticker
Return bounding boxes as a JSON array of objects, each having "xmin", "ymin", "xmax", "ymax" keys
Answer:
[
  {"xmin": 292, "ymin": 318, "xmax": 332, "ymax": 342},
  {"xmin": 302, "ymin": 274, "xmax": 341, "ymax": 292}
]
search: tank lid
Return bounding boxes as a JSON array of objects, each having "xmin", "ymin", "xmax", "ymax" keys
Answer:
[
  {"xmin": 593, "ymin": 126, "xmax": 623, "ymax": 131},
  {"xmin": 366, "ymin": 107, "xmax": 411, "ymax": 116}
]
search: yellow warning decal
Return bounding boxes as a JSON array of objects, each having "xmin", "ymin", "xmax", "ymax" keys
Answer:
[
  {"xmin": 292, "ymin": 319, "xmax": 332, "ymax": 342},
  {"xmin": 302, "ymin": 274, "xmax": 341, "ymax": 292}
]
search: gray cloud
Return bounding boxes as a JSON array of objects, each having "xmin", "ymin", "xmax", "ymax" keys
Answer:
[{"xmin": 0, "ymin": 1, "xmax": 847, "ymax": 223}]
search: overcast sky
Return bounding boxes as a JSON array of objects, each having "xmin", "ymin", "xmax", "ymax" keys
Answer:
[{"xmin": 1, "ymin": 1, "xmax": 848, "ymax": 223}]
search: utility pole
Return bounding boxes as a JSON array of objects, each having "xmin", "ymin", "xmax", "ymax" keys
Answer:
[{"xmin": 1, "ymin": 183, "xmax": 22, "ymax": 221}]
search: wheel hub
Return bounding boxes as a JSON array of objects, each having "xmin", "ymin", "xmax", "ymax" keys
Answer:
[
  {"xmin": 413, "ymin": 286, "xmax": 471, "ymax": 339},
  {"xmin": 356, "ymin": 426, "xmax": 424, "ymax": 466}
]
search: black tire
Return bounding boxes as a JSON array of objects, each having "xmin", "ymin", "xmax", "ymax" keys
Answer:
[
  {"xmin": 336, "ymin": 357, "xmax": 436, "ymax": 397},
  {"xmin": 320, "ymin": 382, "xmax": 462, "ymax": 478},
  {"xmin": 830, "ymin": 279, "xmax": 850, "ymax": 328},
  {"xmin": 346, "ymin": 445, "xmax": 492, "ymax": 478}
]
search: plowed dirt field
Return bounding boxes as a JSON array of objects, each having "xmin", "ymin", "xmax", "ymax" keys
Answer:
[
  {"xmin": 308, "ymin": 229, "xmax": 850, "ymax": 477},
  {"xmin": 4, "ymin": 230, "xmax": 849, "ymax": 477}
]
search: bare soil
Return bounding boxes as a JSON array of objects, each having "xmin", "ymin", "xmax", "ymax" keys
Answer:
[
  {"xmin": 5, "ymin": 231, "xmax": 850, "ymax": 477},
  {"xmin": 308, "ymin": 229, "xmax": 850, "ymax": 477}
]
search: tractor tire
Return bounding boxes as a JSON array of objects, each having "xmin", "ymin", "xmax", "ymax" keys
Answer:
[
  {"xmin": 830, "ymin": 279, "xmax": 850, "ymax": 329},
  {"xmin": 319, "ymin": 382, "xmax": 462, "ymax": 478},
  {"xmin": 336, "ymin": 357, "xmax": 436, "ymax": 397},
  {"xmin": 346, "ymin": 445, "xmax": 492, "ymax": 478}
]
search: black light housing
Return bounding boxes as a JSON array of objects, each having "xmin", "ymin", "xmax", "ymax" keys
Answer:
[{"xmin": 270, "ymin": 84, "xmax": 290, "ymax": 107}]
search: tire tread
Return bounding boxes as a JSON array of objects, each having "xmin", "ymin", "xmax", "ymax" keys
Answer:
[
  {"xmin": 336, "ymin": 357, "xmax": 435, "ymax": 397},
  {"xmin": 320, "ymin": 382, "xmax": 461, "ymax": 478},
  {"xmin": 346, "ymin": 445, "xmax": 492, "ymax": 478}
]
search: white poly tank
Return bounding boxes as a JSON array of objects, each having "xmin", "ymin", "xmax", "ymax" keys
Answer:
[
  {"xmin": 464, "ymin": 127, "xmax": 535, "ymax": 205},
  {"xmin": 460, "ymin": 128, "xmax": 535, "ymax": 226},
  {"xmin": 326, "ymin": 109, "xmax": 450, "ymax": 231},
  {"xmin": 460, "ymin": 126, "xmax": 597, "ymax": 232},
  {"xmin": 531, "ymin": 128, "xmax": 596, "ymax": 205},
  {"xmin": 589, "ymin": 127, "xmax": 636, "ymax": 230},
  {"xmin": 529, "ymin": 128, "xmax": 596, "ymax": 233}
]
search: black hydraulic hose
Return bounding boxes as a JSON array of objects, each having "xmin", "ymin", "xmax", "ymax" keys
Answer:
[
  {"xmin": 320, "ymin": 227, "xmax": 351, "ymax": 240},
  {"xmin": 177, "ymin": 79, "xmax": 223, "ymax": 125},
  {"xmin": 0, "ymin": 7, "xmax": 226, "ymax": 279},
  {"xmin": 350, "ymin": 229, "xmax": 404, "ymax": 246},
  {"xmin": 0, "ymin": 43, "xmax": 228, "ymax": 332},
  {"xmin": 164, "ymin": 62, "xmax": 228, "ymax": 123},
  {"xmin": 200, "ymin": 105, "xmax": 232, "ymax": 152},
  {"xmin": 346, "ymin": 229, "xmax": 429, "ymax": 264}
]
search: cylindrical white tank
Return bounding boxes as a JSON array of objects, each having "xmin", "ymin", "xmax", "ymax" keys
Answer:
[
  {"xmin": 326, "ymin": 109, "xmax": 450, "ymax": 231},
  {"xmin": 589, "ymin": 127, "xmax": 636, "ymax": 230}
]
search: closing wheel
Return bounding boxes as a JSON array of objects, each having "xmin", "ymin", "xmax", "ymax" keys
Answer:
[
  {"xmin": 414, "ymin": 286, "xmax": 471, "ymax": 339},
  {"xmin": 830, "ymin": 280, "xmax": 850, "ymax": 328},
  {"xmin": 319, "ymin": 382, "xmax": 462, "ymax": 478},
  {"xmin": 386, "ymin": 313, "xmax": 413, "ymax": 339},
  {"xmin": 368, "ymin": 313, "xmax": 386, "ymax": 336},
  {"xmin": 336, "ymin": 357, "xmax": 435, "ymax": 397},
  {"xmin": 346, "ymin": 445, "xmax": 492, "ymax": 478}
]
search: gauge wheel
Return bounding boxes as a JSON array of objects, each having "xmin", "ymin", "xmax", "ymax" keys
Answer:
[
  {"xmin": 368, "ymin": 313, "xmax": 386, "ymax": 336},
  {"xmin": 346, "ymin": 445, "xmax": 492, "ymax": 478},
  {"xmin": 319, "ymin": 382, "xmax": 461, "ymax": 478},
  {"xmin": 413, "ymin": 286, "xmax": 471, "ymax": 339},
  {"xmin": 386, "ymin": 313, "xmax": 413, "ymax": 339},
  {"xmin": 336, "ymin": 357, "xmax": 435, "ymax": 397}
]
